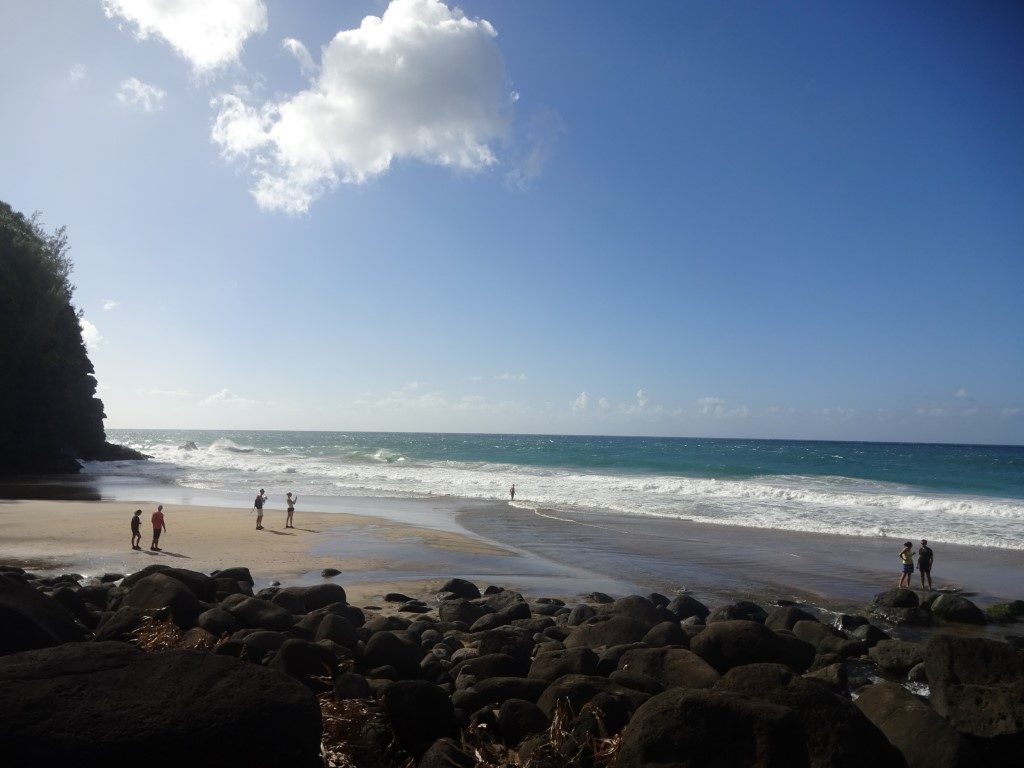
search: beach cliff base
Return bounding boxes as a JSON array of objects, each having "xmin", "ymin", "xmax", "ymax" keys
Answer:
[{"xmin": 2, "ymin": 563, "xmax": 1023, "ymax": 768}]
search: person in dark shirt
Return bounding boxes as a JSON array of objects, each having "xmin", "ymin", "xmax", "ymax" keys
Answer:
[
  {"xmin": 918, "ymin": 539, "xmax": 934, "ymax": 590},
  {"xmin": 253, "ymin": 489, "xmax": 267, "ymax": 530},
  {"xmin": 130, "ymin": 509, "xmax": 142, "ymax": 550}
]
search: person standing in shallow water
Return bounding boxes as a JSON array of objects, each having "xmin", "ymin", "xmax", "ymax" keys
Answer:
[
  {"xmin": 253, "ymin": 489, "xmax": 267, "ymax": 530},
  {"xmin": 151, "ymin": 505, "xmax": 166, "ymax": 552},
  {"xmin": 130, "ymin": 509, "xmax": 142, "ymax": 550},
  {"xmin": 285, "ymin": 492, "xmax": 297, "ymax": 529},
  {"xmin": 898, "ymin": 540, "xmax": 914, "ymax": 588},
  {"xmin": 509, "ymin": 484, "xmax": 515, "ymax": 501},
  {"xmin": 918, "ymin": 539, "xmax": 934, "ymax": 590}
]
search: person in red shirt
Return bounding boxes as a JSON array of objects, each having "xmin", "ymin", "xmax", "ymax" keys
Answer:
[{"xmin": 151, "ymin": 504, "xmax": 167, "ymax": 551}]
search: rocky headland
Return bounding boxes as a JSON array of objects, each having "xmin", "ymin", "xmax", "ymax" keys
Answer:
[{"xmin": 2, "ymin": 564, "xmax": 1022, "ymax": 767}]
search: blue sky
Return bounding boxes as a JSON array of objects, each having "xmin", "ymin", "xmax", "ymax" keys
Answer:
[{"xmin": 1, "ymin": 0, "xmax": 1022, "ymax": 443}]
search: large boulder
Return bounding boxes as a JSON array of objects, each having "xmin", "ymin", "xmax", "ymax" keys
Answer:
[
  {"xmin": 617, "ymin": 647, "xmax": 720, "ymax": 690},
  {"xmin": 690, "ymin": 620, "xmax": 814, "ymax": 674},
  {"xmin": 564, "ymin": 615, "xmax": 652, "ymax": 649},
  {"xmin": 924, "ymin": 634, "xmax": 1024, "ymax": 740},
  {"xmin": 929, "ymin": 594, "xmax": 986, "ymax": 625},
  {"xmin": 0, "ymin": 573, "xmax": 88, "ymax": 654},
  {"xmin": 707, "ymin": 600, "xmax": 768, "ymax": 624},
  {"xmin": 451, "ymin": 652, "xmax": 527, "ymax": 681},
  {"xmin": 528, "ymin": 647, "xmax": 598, "ymax": 682},
  {"xmin": 854, "ymin": 681, "xmax": 980, "ymax": 768},
  {"xmin": 224, "ymin": 597, "xmax": 296, "ymax": 631},
  {"xmin": 439, "ymin": 598, "xmax": 487, "ymax": 625},
  {"xmin": 363, "ymin": 631, "xmax": 424, "ymax": 679},
  {"xmin": 765, "ymin": 606, "xmax": 817, "ymax": 632},
  {"xmin": 277, "ymin": 583, "xmax": 348, "ymax": 612},
  {"xmin": 439, "ymin": 578, "xmax": 480, "ymax": 599},
  {"xmin": 384, "ymin": 680, "xmax": 454, "ymax": 757},
  {"xmin": 596, "ymin": 595, "xmax": 667, "ymax": 627},
  {"xmin": 0, "ymin": 641, "xmax": 322, "ymax": 766},
  {"xmin": 122, "ymin": 566, "xmax": 216, "ymax": 601},
  {"xmin": 615, "ymin": 688, "xmax": 810, "ymax": 767},
  {"xmin": 716, "ymin": 663, "xmax": 905, "ymax": 767},
  {"xmin": 665, "ymin": 594, "xmax": 710, "ymax": 621},
  {"xmin": 869, "ymin": 589, "xmax": 930, "ymax": 626},
  {"xmin": 454, "ymin": 677, "xmax": 548, "ymax": 712},
  {"xmin": 210, "ymin": 566, "xmax": 254, "ymax": 585},
  {"xmin": 869, "ymin": 639, "xmax": 925, "ymax": 677},
  {"xmin": 498, "ymin": 698, "xmax": 549, "ymax": 746},
  {"xmin": 536, "ymin": 674, "xmax": 650, "ymax": 718},
  {"xmin": 122, "ymin": 573, "xmax": 201, "ymax": 629},
  {"xmin": 791, "ymin": 620, "xmax": 865, "ymax": 657}
]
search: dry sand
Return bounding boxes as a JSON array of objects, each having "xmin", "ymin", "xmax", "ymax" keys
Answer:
[{"xmin": 0, "ymin": 499, "xmax": 513, "ymax": 604}]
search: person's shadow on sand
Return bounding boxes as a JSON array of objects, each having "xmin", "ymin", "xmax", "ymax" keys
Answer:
[
  {"xmin": 290, "ymin": 527, "xmax": 320, "ymax": 533},
  {"xmin": 263, "ymin": 529, "xmax": 294, "ymax": 536},
  {"xmin": 144, "ymin": 550, "xmax": 191, "ymax": 559}
]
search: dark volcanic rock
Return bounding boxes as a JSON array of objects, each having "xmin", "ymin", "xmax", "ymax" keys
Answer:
[
  {"xmin": 452, "ymin": 652, "xmax": 526, "ymax": 681},
  {"xmin": 267, "ymin": 638, "xmax": 336, "ymax": 688},
  {"xmin": 596, "ymin": 595, "xmax": 666, "ymax": 627},
  {"xmin": 315, "ymin": 614, "xmax": 359, "ymax": 650},
  {"xmin": 617, "ymin": 647, "xmax": 720, "ymax": 690},
  {"xmin": 869, "ymin": 639, "xmax": 925, "ymax": 677},
  {"xmin": 925, "ymin": 634, "xmax": 1024, "ymax": 740},
  {"xmin": 224, "ymin": 597, "xmax": 296, "ymax": 631},
  {"xmin": 585, "ymin": 591, "xmax": 615, "ymax": 604},
  {"xmin": 791, "ymin": 620, "xmax": 865, "ymax": 657},
  {"xmin": 665, "ymin": 594, "xmax": 710, "ymax": 621},
  {"xmin": 707, "ymin": 600, "xmax": 769, "ymax": 624},
  {"xmin": 690, "ymin": 619, "xmax": 815, "ymax": 674},
  {"xmin": 765, "ymin": 605, "xmax": 817, "ymax": 632},
  {"xmin": 0, "ymin": 641, "xmax": 322, "ymax": 767},
  {"xmin": 363, "ymin": 631, "xmax": 424, "ymax": 679},
  {"xmin": 321, "ymin": 568, "xmax": 341, "ymax": 578},
  {"xmin": 439, "ymin": 597, "xmax": 487, "ymax": 625},
  {"xmin": 616, "ymin": 688, "xmax": 810, "ymax": 767},
  {"xmin": 93, "ymin": 606, "xmax": 148, "ymax": 641},
  {"xmin": 122, "ymin": 565, "xmax": 216, "ymax": 601},
  {"xmin": 608, "ymin": 669, "xmax": 666, "ymax": 695},
  {"xmin": 419, "ymin": 737, "xmax": 476, "ymax": 768},
  {"xmin": 455, "ymin": 677, "xmax": 549, "ymax": 712},
  {"xmin": 122, "ymin": 573, "xmax": 201, "ymax": 629},
  {"xmin": 855, "ymin": 681, "xmax": 981, "ymax": 768},
  {"xmin": 716, "ymin": 663, "xmax": 905, "ymax": 767},
  {"xmin": 210, "ymin": 566, "xmax": 254, "ymax": 585},
  {"xmin": 528, "ymin": 647, "xmax": 599, "ymax": 682},
  {"xmin": 568, "ymin": 603, "xmax": 597, "ymax": 626},
  {"xmin": 642, "ymin": 620, "xmax": 688, "ymax": 647},
  {"xmin": 869, "ymin": 588, "xmax": 931, "ymax": 625},
  {"xmin": 439, "ymin": 578, "xmax": 481, "ymax": 599},
  {"xmin": 535, "ymin": 674, "xmax": 650, "ymax": 718},
  {"xmin": 564, "ymin": 615, "xmax": 651, "ymax": 649},
  {"xmin": 270, "ymin": 589, "xmax": 307, "ymax": 614},
  {"xmin": 498, "ymin": 698, "xmax": 549, "ymax": 746},
  {"xmin": 0, "ymin": 574, "xmax": 89, "ymax": 654},
  {"xmin": 929, "ymin": 594, "xmax": 986, "ymax": 625},
  {"xmin": 849, "ymin": 622, "xmax": 889, "ymax": 647},
  {"xmin": 196, "ymin": 606, "xmax": 238, "ymax": 636},
  {"xmin": 279, "ymin": 583, "xmax": 348, "ymax": 612},
  {"xmin": 334, "ymin": 671, "xmax": 372, "ymax": 700}
]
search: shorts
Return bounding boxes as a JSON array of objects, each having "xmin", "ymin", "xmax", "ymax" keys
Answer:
[
  {"xmin": 919, "ymin": 565, "xmax": 931, "ymax": 574},
  {"xmin": 152, "ymin": 529, "xmax": 162, "ymax": 542},
  {"xmin": 902, "ymin": 564, "xmax": 914, "ymax": 574}
]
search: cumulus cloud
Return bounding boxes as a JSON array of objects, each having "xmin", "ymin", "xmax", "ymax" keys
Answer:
[
  {"xmin": 68, "ymin": 64, "xmax": 87, "ymax": 83},
  {"xmin": 103, "ymin": 0, "xmax": 268, "ymax": 73},
  {"xmin": 571, "ymin": 392, "xmax": 590, "ymax": 412},
  {"xmin": 117, "ymin": 77, "xmax": 166, "ymax": 112},
  {"xmin": 598, "ymin": 397, "xmax": 610, "ymax": 412},
  {"xmin": 79, "ymin": 318, "xmax": 102, "ymax": 349},
  {"xmin": 496, "ymin": 372, "xmax": 527, "ymax": 381},
  {"xmin": 102, "ymin": 300, "xmax": 120, "ymax": 311},
  {"xmin": 211, "ymin": 0, "xmax": 513, "ymax": 213},
  {"xmin": 282, "ymin": 37, "xmax": 315, "ymax": 75},
  {"xmin": 954, "ymin": 387, "xmax": 969, "ymax": 399},
  {"xmin": 200, "ymin": 389, "xmax": 256, "ymax": 407},
  {"xmin": 696, "ymin": 396, "xmax": 747, "ymax": 419},
  {"xmin": 137, "ymin": 388, "xmax": 192, "ymax": 398}
]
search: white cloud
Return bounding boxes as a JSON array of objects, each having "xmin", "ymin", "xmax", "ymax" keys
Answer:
[
  {"xmin": 79, "ymin": 318, "xmax": 103, "ymax": 349},
  {"xmin": 571, "ymin": 391, "xmax": 590, "ymax": 412},
  {"xmin": 103, "ymin": 0, "xmax": 268, "ymax": 73},
  {"xmin": 636, "ymin": 389, "xmax": 650, "ymax": 410},
  {"xmin": 1002, "ymin": 407, "xmax": 1022, "ymax": 418},
  {"xmin": 954, "ymin": 387, "xmax": 969, "ymax": 399},
  {"xmin": 468, "ymin": 375, "xmax": 483, "ymax": 382},
  {"xmin": 137, "ymin": 388, "xmax": 192, "ymax": 398},
  {"xmin": 68, "ymin": 64, "xmax": 87, "ymax": 83},
  {"xmin": 598, "ymin": 397, "xmax": 610, "ymax": 412},
  {"xmin": 821, "ymin": 407, "xmax": 855, "ymax": 420},
  {"xmin": 200, "ymin": 389, "xmax": 256, "ymax": 407},
  {"xmin": 117, "ymin": 77, "xmax": 166, "ymax": 112},
  {"xmin": 211, "ymin": 0, "xmax": 512, "ymax": 213},
  {"xmin": 282, "ymin": 37, "xmax": 315, "ymax": 75},
  {"xmin": 696, "ymin": 396, "xmax": 747, "ymax": 419},
  {"xmin": 102, "ymin": 300, "xmax": 120, "ymax": 311},
  {"xmin": 496, "ymin": 372, "xmax": 527, "ymax": 381}
]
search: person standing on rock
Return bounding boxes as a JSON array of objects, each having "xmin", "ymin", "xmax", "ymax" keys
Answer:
[
  {"xmin": 509, "ymin": 484, "xmax": 516, "ymax": 501},
  {"xmin": 918, "ymin": 539, "xmax": 934, "ymax": 590},
  {"xmin": 151, "ymin": 505, "xmax": 166, "ymax": 552},
  {"xmin": 252, "ymin": 489, "xmax": 267, "ymax": 530},
  {"xmin": 130, "ymin": 509, "xmax": 142, "ymax": 550},
  {"xmin": 898, "ymin": 540, "xmax": 914, "ymax": 588},
  {"xmin": 285, "ymin": 492, "xmax": 297, "ymax": 529}
]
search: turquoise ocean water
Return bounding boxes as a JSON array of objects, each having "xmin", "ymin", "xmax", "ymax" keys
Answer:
[{"xmin": 96, "ymin": 431, "xmax": 1024, "ymax": 550}]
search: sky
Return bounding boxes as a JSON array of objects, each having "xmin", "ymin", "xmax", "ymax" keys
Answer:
[{"xmin": 1, "ymin": 0, "xmax": 1022, "ymax": 444}]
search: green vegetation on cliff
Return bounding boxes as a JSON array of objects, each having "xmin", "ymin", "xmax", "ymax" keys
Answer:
[{"xmin": 0, "ymin": 201, "xmax": 143, "ymax": 472}]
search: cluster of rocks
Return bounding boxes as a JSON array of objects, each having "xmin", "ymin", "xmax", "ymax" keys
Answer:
[{"xmin": 1, "ymin": 565, "xmax": 1022, "ymax": 767}]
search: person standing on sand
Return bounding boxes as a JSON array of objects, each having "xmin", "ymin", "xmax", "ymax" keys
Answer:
[
  {"xmin": 285, "ymin": 492, "xmax": 297, "ymax": 529},
  {"xmin": 918, "ymin": 539, "xmax": 934, "ymax": 590},
  {"xmin": 151, "ymin": 505, "xmax": 166, "ymax": 551},
  {"xmin": 253, "ymin": 489, "xmax": 267, "ymax": 530},
  {"xmin": 130, "ymin": 509, "xmax": 142, "ymax": 550},
  {"xmin": 510, "ymin": 484, "xmax": 515, "ymax": 501},
  {"xmin": 898, "ymin": 540, "xmax": 914, "ymax": 588}
]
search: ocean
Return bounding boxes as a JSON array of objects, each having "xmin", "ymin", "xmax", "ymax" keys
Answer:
[{"xmin": 92, "ymin": 431, "xmax": 1024, "ymax": 552}]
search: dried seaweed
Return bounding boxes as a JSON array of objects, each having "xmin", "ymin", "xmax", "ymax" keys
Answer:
[{"xmin": 130, "ymin": 614, "xmax": 183, "ymax": 651}]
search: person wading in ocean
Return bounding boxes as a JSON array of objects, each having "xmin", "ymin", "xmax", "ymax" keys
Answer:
[{"xmin": 509, "ymin": 484, "xmax": 516, "ymax": 501}]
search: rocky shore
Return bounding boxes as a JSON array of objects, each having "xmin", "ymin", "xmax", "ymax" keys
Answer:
[{"xmin": 2, "ymin": 564, "xmax": 1022, "ymax": 767}]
